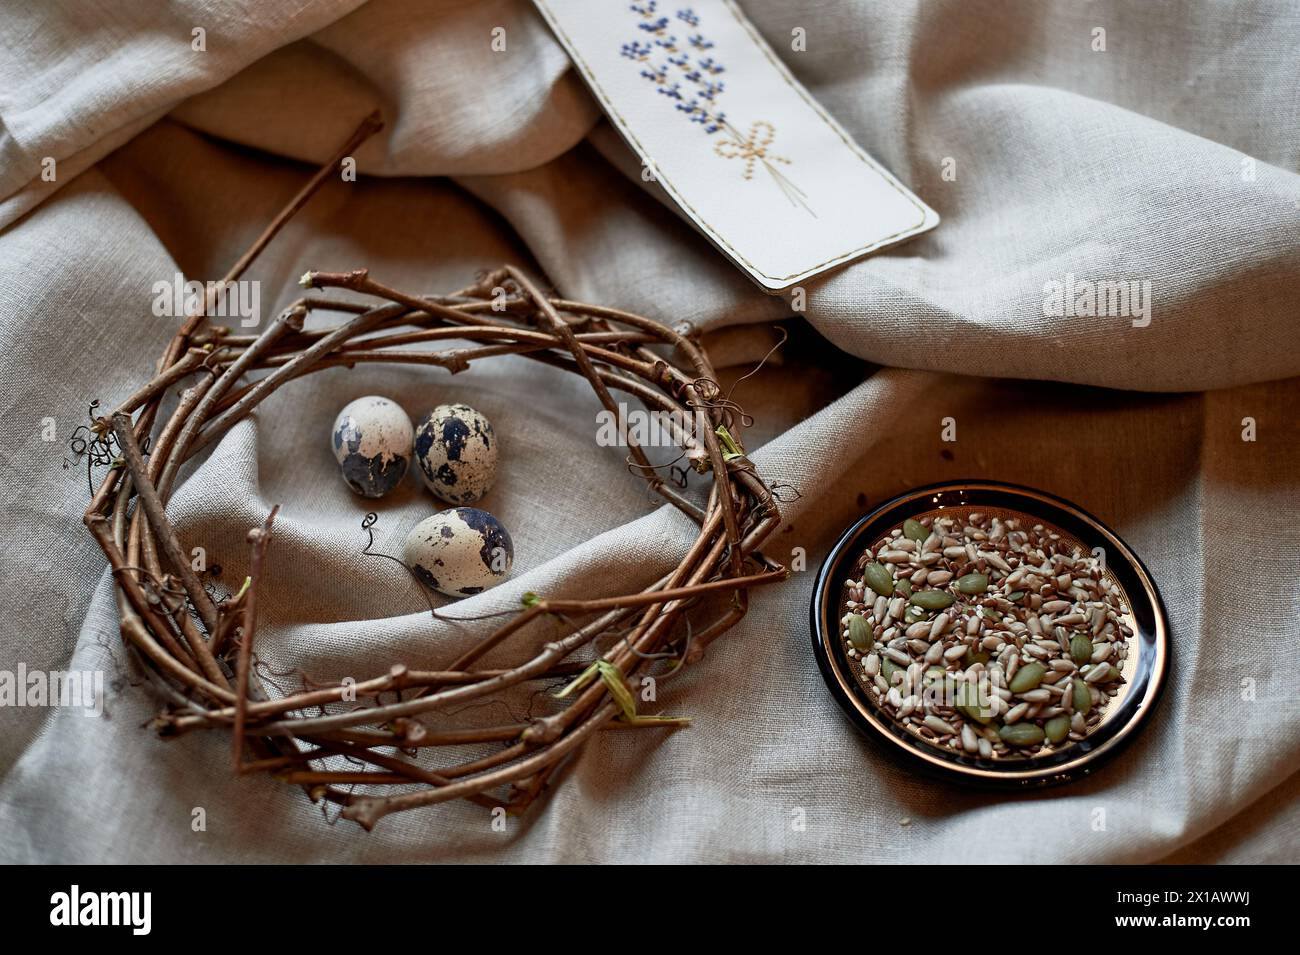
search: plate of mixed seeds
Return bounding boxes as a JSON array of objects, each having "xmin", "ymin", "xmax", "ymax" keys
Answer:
[{"xmin": 811, "ymin": 481, "xmax": 1169, "ymax": 787}]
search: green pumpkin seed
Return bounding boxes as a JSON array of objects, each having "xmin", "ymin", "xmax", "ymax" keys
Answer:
[
  {"xmin": 1008, "ymin": 661, "xmax": 1047, "ymax": 693},
  {"xmin": 1072, "ymin": 677, "xmax": 1091, "ymax": 715},
  {"xmin": 903, "ymin": 606, "xmax": 927, "ymax": 625},
  {"xmin": 954, "ymin": 572, "xmax": 989, "ymax": 595},
  {"xmin": 963, "ymin": 647, "xmax": 991, "ymax": 668},
  {"xmin": 848, "ymin": 615, "xmax": 873, "ymax": 650},
  {"xmin": 910, "ymin": 590, "xmax": 955, "ymax": 610},
  {"xmin": 1070, "ymin": 634, "xmax": 1092, "ymax": 665},
  {"xmin": 903, "ymin": 518, "xmax": 928, "ymax": 542},
  {"xmin": 881, "ymin": 658, "xmax": 901, "ymax": 684},
  {"xmin": 1045, "ymin": 714, "xmax": 1071, "ymax": 743},
  {"xmin": 895, "ymin": 580, "xmax": 913, "ymax": 598},
  {"xmin": 1005, "ymin": 590, "xmax": 1025, "ymax": 602},
  {"xmin": 955, "ymin": 683, "xmax": 993, "ymax": 724},
  {"xmin": 999, "ymin": 723, "xmax": 1045, "ymax": 746},
  {"xmin": 864, "ymin": 561, "xmax": 894, "ymax": 597}
]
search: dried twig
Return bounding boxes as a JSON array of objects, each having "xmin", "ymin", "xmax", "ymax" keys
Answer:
[{"xmin": 233, "ymin": 506, "xmax": 278, "ymax": 772}]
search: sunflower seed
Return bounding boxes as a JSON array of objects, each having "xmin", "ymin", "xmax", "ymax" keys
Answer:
[
  {"xmin": 924, "ymin": 715, "xmax": 957, "ymax": 736},
  {"xmin": 905, "ymin": 621, "xmax": 932, "ymax": 640},
  {"xmin": 1084, "ymin": 662, "xmax": 1114, "ymax": 684},
  {"xmin": 1090, "ymin": 606, "xmax": 1107, "ymax": 636},
  {"xmin": 1003, "ymin": 702, "xmax": 1030, "ymax": 724}
]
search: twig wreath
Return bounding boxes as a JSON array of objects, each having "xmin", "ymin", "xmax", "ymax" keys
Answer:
[{"xmin": 82, "ymin": 113, "xmax": 788, "ymax": 830}]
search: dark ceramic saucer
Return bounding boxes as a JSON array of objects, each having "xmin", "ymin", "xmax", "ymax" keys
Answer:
[{"xmin": 811, "ymin": 480, "xmax": 1170, "ymax": 788}]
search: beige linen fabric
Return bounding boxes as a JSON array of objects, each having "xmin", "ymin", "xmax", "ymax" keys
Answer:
[{"xmin": 1, "ymin": 0, "xmax": 1297, "ymax": 863}]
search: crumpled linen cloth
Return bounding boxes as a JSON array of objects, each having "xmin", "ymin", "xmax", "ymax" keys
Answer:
[{"xmin": 1, "ymin": 0, "xmax": 1297, "ymax": 863}]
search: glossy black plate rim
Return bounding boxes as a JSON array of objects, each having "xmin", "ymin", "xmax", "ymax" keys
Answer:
[{"xmin": 810, "ymin": 480, "xmax": 1171, "ymax": 788}]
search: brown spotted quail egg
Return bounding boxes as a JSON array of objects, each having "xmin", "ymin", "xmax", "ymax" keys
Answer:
[
  {"xmin": 414, "ymin": 403, "xmax": 498, "ymax": 504},
  {"xmin": 403, "ymin": 507, "xmax": 513, "ymax": 597},
  {"xmin": 331, "ymin": 396, "xmax": 413, "ymax": 498}
]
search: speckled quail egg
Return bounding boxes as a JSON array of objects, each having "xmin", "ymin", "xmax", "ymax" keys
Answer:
[
  {"xmin": 414, "ymin": 403, "xmax": 498, "ymax": 504},
  {"xmin": 403, "ymin": 508, "xmax": 513, "ymax": 597},
  {"xmin": 331, "ymin": 396, "xmax": 413, "ymax": 498}
]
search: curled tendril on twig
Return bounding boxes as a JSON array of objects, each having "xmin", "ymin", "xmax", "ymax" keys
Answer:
[
  {"xmin": 770, "ymin": 482, "xmax": 803, "ymax": 503},
  {"xmin": 625, "ymin": 446, "xmax": 692, "ymax": 489},
  {"xmin": 359, "ymin": 511, "xmax": 438, "ymax": 618},
  {"xmin": 359, "ymin": 511, "xmax": 525, "ymax": 625},
  {"xmin": 67, "ymin": 399, "xmax": 150, "ymax": 494},
  {"xmin": 690, "ymin": 376, "xmax": 754, "ymax": 435},
  {"xmin": 725, "ymin": 324, "xmax": 788, "ymax": 405}
]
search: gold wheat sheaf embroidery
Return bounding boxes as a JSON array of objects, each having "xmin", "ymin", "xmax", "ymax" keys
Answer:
[
  {"xmin": 716, "ymin": 119, "xmax": 811, "ymax": 214},
  {"xmin": 621, "ymin": 3, "xmax": 813, "ymax": 215},
  {"xmin": 714, "ymin": 120, "xmax": 790, "ymax": 180}
]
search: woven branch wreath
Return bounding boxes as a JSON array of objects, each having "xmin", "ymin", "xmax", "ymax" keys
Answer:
[{"xmin": 83, "ymin": 114, "xmax": 787, "ymax": 830}]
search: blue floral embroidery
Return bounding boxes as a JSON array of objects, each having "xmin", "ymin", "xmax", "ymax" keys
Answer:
[
  {"xmin": 621, "ymin": 2, "xmax": 810, "ymax": 212},
  {"xmin": 625, "ymin": 3, "xmax": 727, "ymax": 135}
]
